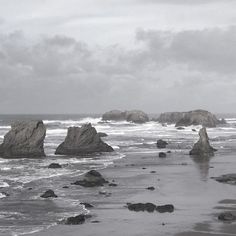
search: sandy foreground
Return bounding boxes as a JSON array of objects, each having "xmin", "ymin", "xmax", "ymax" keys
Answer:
[{"xmin": 29, "ymin": 151, "xmax": 236, "ymax": 236}]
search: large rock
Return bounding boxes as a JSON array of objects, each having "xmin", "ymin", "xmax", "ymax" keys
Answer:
[
  {"xmin": 158, "ymin": 110, "xmax": 225, "ymax": 127},
  {"xmin": 0, "ymin": 120, "xmax": 46, "ymax": 158},
  {"xmin": 71, "ymin": 170, "xmax": 108, "ymax": 187},
  {"xmin": 156, "ymin": 139, "xmax": 168, "ymax": 148},
  {"xmin": 55, "ymin": 123, "xmax": 114, "ymax": 155},
  {"xmin": 189, "ymin": 127, "xmax": 216, "ymax": 156},
  {"xmin": 213, "ymin": 174, "xmax": 236, "ymax": 185},
  {"xmin": 102, "ymin": 110, "xmax": 149, "ymax": 123}
]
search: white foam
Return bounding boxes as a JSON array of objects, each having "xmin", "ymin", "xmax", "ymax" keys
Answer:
[{"xmin": 0, "ymin": 182, "xmax": 9, "ymax": 188}]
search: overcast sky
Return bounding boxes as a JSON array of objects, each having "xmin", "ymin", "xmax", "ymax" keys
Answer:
[{"xmin": 0, "ymin": 0, "xmax": 236, "ymax": 114}]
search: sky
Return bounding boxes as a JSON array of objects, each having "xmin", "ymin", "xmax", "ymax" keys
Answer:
[{"xmin": 0, "ymin": 0, "xmax": 236, "ymax": 114}]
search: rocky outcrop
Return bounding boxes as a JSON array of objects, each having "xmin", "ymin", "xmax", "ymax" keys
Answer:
[
  {"xmin": 156, "ymin": 139, "xmax": 168, "ymax": 148},
  {"xmin": 159, "ymin": 152, "xmax": 167, "ymax": 158},
  {"xmin": 158, "ymin": 110, "xmax": 225, "ymax": 127},
  {"xmin": 213, "ymin": 174, "xmax": 236, "ymax": 185},
  {"xmin": 102, "ymin": 110, "xmax": 149, "ymax": 123},
  {"xmin": 189, "ymin": 127, "xmax": 216, "ymax": 156},
  {"xmin": 218, "ymin": 212, "xmax": 236, "ymax": 222},
  {"xmin": 48, "ymin": 163, "xmax": 62, "ymax": 169},
  {"xmin": 63, "ymin": 214, "xmax": 92, "ymax": 225},
  {"xmin": 55, "ymin": 123, "xmax": 114, "ymax": 155},
  {"xmin": 40, "ymin": 189, "xmax": 58, "ymax": 198},
  {"xmin": 0, "ymin": 120, "xmax": 46, "ymax": 158},
  {"xmin": 71, "ymin": 170, "xmax": 108, "ymax": 187},
  {"xmin": 127, "ymin": 203, "xmax": 174, "ymax": 213}
]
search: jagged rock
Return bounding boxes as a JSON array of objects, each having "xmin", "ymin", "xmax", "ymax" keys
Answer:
[
  {"xmin": 40, "ymin": 189, "xmax": 58, "ymax": 198},
  {"xmin": 159, "ymin": 152, "xmax": 167, "ymax": 158},
  {"xmin": 218, "ymin": 212, "xmax": 236, "ymax": 222},
  {"xmin": 125, "ymin": 110, "xmax": 149, "ymax": 123},
  {"xmin": 176, "ymin": 110, "xmax": 223, "ymax": 128},
  {"xmin": 189, "ymin": 127, "xmax": 216, "ymax": 156},
  {"xmin": 55, "ymin": 123, "xmax": 114, "ymax": 155},
  {"xmin": 127, "ymin": 203, "xmax": 156, "ymax": 212},
  {"xmin": 48, "ymin": 163, "xmax": 62, "ymax": 169},
  {"xmin": 71, "ymin": 170, "xmax": 108, "ymax": 187},
  {"xmin": 0, "ymin": 120, "xmax": 46, "ymax": 158},
  {"xmin": 102, "ymin": 110, "xmax": 126, "ymax": 121},
  {"xmin": 156, "ymin": 204, "xmax": 174, "ymax": 213},
  {"xmin": 98, "ymin": 132, "xmax": 108, "ymax": 137},
  {"xmin": 158, "ymin": 110, "xmax": 225, "ymax": 127},
  {"xmin": 102, "ymin": 110, "xmax": 149, "ymax": 123},
  {"xmin": 156, "ymin": 139, "xmax": 168, "ymax": 148}
]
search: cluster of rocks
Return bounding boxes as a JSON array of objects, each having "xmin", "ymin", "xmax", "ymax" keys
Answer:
[
  {"xmin": 212, "ymin": 174, "xmax": 236, "ymax": 185},
  {"xmin": 0, "ymin": 121, "xmax": 113, "ymax": 158},
  {"xmin": 102, "ymin": 110, "xmax": 149, "ymax": 124},
  {"xmin": 158, "ymin": 110, "xmax": 226, "ymax": 127},
  {"xmin": 127, "ymin": 203, "xmax": 174, "ymax": 213}
]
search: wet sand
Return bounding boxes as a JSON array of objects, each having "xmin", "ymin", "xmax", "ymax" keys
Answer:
[{"xmin": 29, "ymin": 150, "xmax": 236, "ymax": 236}]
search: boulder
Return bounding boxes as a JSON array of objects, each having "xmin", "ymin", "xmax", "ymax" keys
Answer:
[
  {"xmin": 213, "ymin": 174, "xmax": 236, "ymax": 185},
  {"xmin": 63, "ymin": 214, "xmax": 92, "ymax": 225},
  {"xmin": 55, "ymin": 123, "xmax": 114, "ymax": 155},
  {"xmin": 102, "ymin": 110, "xmax": 126, "ymax": 121},
  {"xmin": 102, "ymin": 110, "xmax": 149, "ymax": 123},
  {"xmin": 176, "ymin": 110, "xmax": 222, "ymax": 128},
  {"xmin": 159, "ymin": 152, "xmax": 167, "ymax": 158},
  {"xmin": 156, "ymin": 204, "xmax": 174, "ymax": 213},
  {"xmin": 0, "ymin": 120, "xmax": 46, "ymax": 158},
  {"xmin": 40, "ymin": 189, "xmax": 58, "ymax": 198},
  {"xmin": 218, "ymin": 212, "xmax": 236, "ymax": 222},
  {"xmin": 189, "ymin": 127, "xmax": 216, "ymax": 156},
  {"xmin": 48, "ymin": 163, "xmax": 62, "ymax": 169},
  {"xmin": 125, "ymin": 110, "xmax": 149, "ymax": 123},
  {"xmin": 71, "ymin": 170, "xmax": 108, "ymax": 187},
  {"xmin": 156, "ymin": 139, "xmax": 168, "ymax": 148},
  {"xmin": 127, "ymin": 203, "xmax": 156, "ymax": 212}
]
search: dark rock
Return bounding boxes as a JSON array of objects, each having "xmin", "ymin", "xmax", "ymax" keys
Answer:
[
  {"xmin": 80, "ymin": 202, "xmax": 94, "ymax": 208},
  {"xmin": 150, "ymin": 171, "xmax": 156, "ymax": 173},
  {"xmin": 159, "ymin": 152, "xmax": 167, "ymax": 158},
  {"xmin": 0, "ymin": 120, "xmax": 46, "ymax": 158},
  {"xmin": 189, "ymin": 127, "xmax": 216, "ymax": 156},
  {"xmin": 1, "ymin": 192, "xmax": 10, "ymax": 197},
  {"xmin": 71, "ymin": 170, "xmax": 107, "ymax": 187},
  {"xmin": 175, "ymin": 110, "xmax": 222, "ymax": 128},
  {"xmin": 167, "ymin": 151, "xmax": 171, "ymax": 153},
  {"xmin": 48, "ymin": 163, "xmax": 62, "ymax": 169},
  {"xmin": 98, "ymin": 132, "xmax": 108, "ymax": 137},
  {"xmin": 213, "ymin": 174, "xmax": 236, "ymax": 185},
  {"xmin": 192, "ymin": 129, "xmax": 197, "ymax": 132},
  {"xmin": 91, "ymin": 220, "xmax": 100, "ymax": 223},
  {"xmin": 176, "ymin": 127, "xmax": 185, "ymax": 130},
  {"xmin": 158, "ymin": 112, "xmax": 186, "ymax": 124},
  {"xmin": 64, "ymin": 214, "xmax": 92, "ymax": 225},
  {"xmin": 146, "ymin": 186, "xmax": 155, "ymax": 191},
  {"xmin": 109, "ymin": 183, "xmax": 118, "ymax": 187},
  {"xmin": 156, "ymin": 204, "xmax": 174, "ymax": 213},
  {"xmin": 40, "ymin": 189, "xmax": 58, "ymax": 198},
  {"xmin": 142, "ymin": 167, "xmax": 146, "ymax": 169},
  {"xmin": 55, "ymin": 123, "xmax": 114, "ymax": 155},
  {"xmin": 102, "ymin": 110, "xmax": 149, "ymax": 123},
  {"xmin": 156, "ymin": 139, "xmax": 168, "ymax": 149},
  {"xmin": 62, "ymin": 186, "xmax": 69, "ymax": 189},
  {"xmin": 127, "ymin": 203, "xmax": 156, "ymax": 212},
  {"xmin": 218, "ymin": 212, "xmax": 236, "ymax": 222}
]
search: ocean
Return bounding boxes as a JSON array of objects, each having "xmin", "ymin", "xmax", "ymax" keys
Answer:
[{"xmin": 0, "ymin": 114, "xmax": 235, "ymax": 235}]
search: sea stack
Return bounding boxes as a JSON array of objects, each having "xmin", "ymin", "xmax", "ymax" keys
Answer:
[
  {"xmin": 189, "ymin": 127, "xmax": 216, "ymax": 156},
  {"xmin": 102, "ymin": 110, "xmax": 149, "ymax": 123},
  {"xmin": 0, "ymin": 120, "xmax": 46, "ymax": 158},
  {"xmin": 55, "ymin": 123, "xmax": 114, "ymax": 155}
]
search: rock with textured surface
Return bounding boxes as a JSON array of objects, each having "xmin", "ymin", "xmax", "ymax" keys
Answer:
[
  {"xmin": 40, "ymin": 189, "xmax": 58, "ymax": 198},
  {"xmin": 102, "ymin": 110, "xmax": 126, "ymax": 121},
  {"xmin": 125, "ymin": 110, "xmax": 149, "ymax": 123},
  {"xmin": 158, "ymin": 112, "xmax": 186, "ymax": 124},
  {"xmin": 156, "ymin": 139, "xmax": 168, "ymax": 148},
  {"xmin": 55, "ymin": 123, "xmax": 114, "ymax": 155},
  {"xmin": 0, "ymin": 120, "xmax": 46, "ymax": 158},
  {"xmin": 189, "ymin": 127, "xmax": 216, "ymax": 156}
]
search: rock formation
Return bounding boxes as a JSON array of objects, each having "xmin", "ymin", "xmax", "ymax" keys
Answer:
[
  {"xmin": 55, "ymin": 123, "xmax": 114, "ymax": 155},
  {"xmin": 0, "ymin": 120, "xmax": 46, "ymax": 158},
  {"xmin": 102, "ymin": 110, "xmax": 149, "ymax": 123},
  {"xmin": 189, "ymin": 127, "xmax": 216, "ymax": 156},
  {"xmin": 71, "ymin": 170, "xmax": 108, "ymax": 187},
  {"xmin": 40, "ymin": 189, "xmax": 58, "ymax": 198},
  {"xmin": 158, "ymin": 110, "xmax": 225, "ymax": 127},
  {"xmin": 156, "ymin": 139, "xmax": 168, "ymax": 148}
]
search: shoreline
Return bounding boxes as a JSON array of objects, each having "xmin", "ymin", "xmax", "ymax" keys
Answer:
[{"xmin": 27, "ymin": 149, "xmax": 236, "ymax": 236}]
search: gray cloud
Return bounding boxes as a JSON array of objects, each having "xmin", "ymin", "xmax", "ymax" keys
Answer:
[{"xmin": 0, "ymin": 26, "xmax": 236, "ymax": 114}]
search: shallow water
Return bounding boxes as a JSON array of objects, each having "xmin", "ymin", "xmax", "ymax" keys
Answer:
[{"xmin": 0, "ymin": 114, "xmax": 235, "ymax": 235}]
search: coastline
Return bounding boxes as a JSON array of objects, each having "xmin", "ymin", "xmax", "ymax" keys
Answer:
[{"xmin": 28, "ymin": 149, "xmax": 236, "ymax": 236}]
